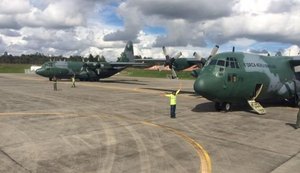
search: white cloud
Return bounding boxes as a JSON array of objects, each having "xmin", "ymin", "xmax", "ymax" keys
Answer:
[
  {"xmin": 283, "ymin": 45, "xmax": 300, "ymax": 56},
  {"xmin": 0, "ymin": 0, "xmax": 31, "ymax": 14},
  {"xmin": 0, "ymin": 0, "xmax": 300, "ymax": 58}
]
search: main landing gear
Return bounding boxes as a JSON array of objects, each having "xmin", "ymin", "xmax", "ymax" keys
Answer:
[{"xmin": 215, "ymin": 102, "xmax": 231, "ymax": 112}]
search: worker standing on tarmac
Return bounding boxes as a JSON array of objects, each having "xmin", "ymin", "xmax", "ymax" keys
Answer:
[
  {"xmin": 165, "ymin": 86, "xmax": 181, "ymax": 118},
  {"xmin": 296, "ymin": 101, "xmax": 300, "ymax": 129},
  {"xmin": 71, "ymin": 74, "xmax": 76, "ymax": 88},
  {"xmin": 53, "ymin": 76, "xmax": 57, "ymax": 91}
]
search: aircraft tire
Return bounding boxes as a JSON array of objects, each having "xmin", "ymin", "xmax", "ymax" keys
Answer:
[
  {"xmin": 49, "ymin": 77, "xmax": 52, "ymax": 81},
  {"xmin": 222, "ymin": 102, "xmax": 231, "ymax": 112}
]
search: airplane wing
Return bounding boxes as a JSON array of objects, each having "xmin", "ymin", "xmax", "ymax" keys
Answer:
[
  {"xmin": 135, "ymin": 58, "xmax": 204, "ymax": 64},
  {"xmin": 109, "ymin": 62, "xmax": 148, "ymax": 67},
  {"xmin": 289, "ymin": 56, "xmax": 300, "ymax": 66},
  {"xmin": 134, "ymin": 59, "xmax": 165, "ymax": 63}
]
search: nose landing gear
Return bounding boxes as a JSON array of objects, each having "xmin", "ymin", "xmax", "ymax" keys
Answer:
[{"xmin": 215, "ymin": 102, "xmax": 231, "ymax": 112}]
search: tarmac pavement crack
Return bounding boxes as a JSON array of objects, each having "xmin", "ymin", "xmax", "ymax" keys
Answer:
[{"xmin": 0, "ymin": 148, "xmax": 32, "ymax": 173}]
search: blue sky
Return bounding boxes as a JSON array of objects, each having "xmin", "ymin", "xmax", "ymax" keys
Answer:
[{"xmin": 0, "ymin": 0, "xmax": 299, "ymax": 58}]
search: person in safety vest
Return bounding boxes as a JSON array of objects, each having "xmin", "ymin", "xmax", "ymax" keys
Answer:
[
  {"xmin": 71, "ymin": 74, "xmax": 76, "ymax": 88},
  {"xmin": 165, "ymin": 88, "xmax": 180, "ymax": 118}
]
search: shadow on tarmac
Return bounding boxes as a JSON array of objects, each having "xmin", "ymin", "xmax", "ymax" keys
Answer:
[
  {"xmin": 99, "ymin": 79, "xmax": 147, "ymax": 85},
  {"xmin": 191, "ymin": 100, "xmax": 297, "ymax": 114},
  {"xmin": 141, "ymin": 87, "xmax": 196, "ymax": 95}
]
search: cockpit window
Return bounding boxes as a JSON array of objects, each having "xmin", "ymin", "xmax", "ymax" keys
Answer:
[
  {"xmin": 217, "ymin": 60, "xmax": 225, "ymax": 66},
  {"xmin": 226, "ymin": 57, "xmax": 239, "ymax": 69},
  {"xmin": 209, "ymin": 59, "xmax": 217, "ymax": 65}
]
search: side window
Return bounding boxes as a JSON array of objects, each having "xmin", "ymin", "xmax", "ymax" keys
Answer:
[
  {"xmin": 217, "ymin": 60, "xmax": 225, "ymax": 66},
  {"xmin": 227, "ymin": 74, "xmax": 237, "ymax": 82}
]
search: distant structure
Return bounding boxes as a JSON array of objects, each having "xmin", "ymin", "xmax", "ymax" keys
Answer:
[{"xmin": 25, "ymin": 65, "xmax": 41, "ymax": 74}]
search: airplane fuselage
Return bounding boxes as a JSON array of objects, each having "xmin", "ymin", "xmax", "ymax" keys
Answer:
[
  {"xmin": 194, "ymin": 52, "xmax": 300, "ymax": 105},
  {"xmin": 36, "ymin": 61, "xmax": 125, "ymax": 81}
]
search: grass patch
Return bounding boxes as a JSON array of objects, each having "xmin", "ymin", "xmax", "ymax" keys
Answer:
[
  {"xmin": 0, "ymin": 64, "xmax": 32, "ymax": 73},
  {"xmin": 121, "ymin": 68, "xmax": 195, "ymax": 80}
]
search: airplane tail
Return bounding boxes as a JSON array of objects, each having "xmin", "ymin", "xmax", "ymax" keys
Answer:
[{"xmin": 119, "ymin": 41, "xmax": 134, "ymax": 62}]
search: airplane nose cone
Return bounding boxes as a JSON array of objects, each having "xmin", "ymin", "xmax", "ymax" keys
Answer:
[
  {"xmin": 194, "ymin": 77, "xmax": 205, "ymax": 95},
  {"xmin": 193, "ymin": 75, "xmax": 216, "ymax": 99},
  {"xmin": 35, "ymin": 68, "xmax": 43, "ymax": 75}
]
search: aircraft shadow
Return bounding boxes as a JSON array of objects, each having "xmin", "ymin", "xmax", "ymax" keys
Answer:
[
  {"xmin": 141, "ymin": 87, "xmax": 196, "ymax": 95},
  {"xmin": 99, "ymin": 79, "xmax": 147, "ymax": 85},
  {"xmin": 192, "ymin": 100, "xmax": 296, "ymax": 113},
  {"xmin": 192, "ymin": 102, "xmax": 254, "ymax": 113}
]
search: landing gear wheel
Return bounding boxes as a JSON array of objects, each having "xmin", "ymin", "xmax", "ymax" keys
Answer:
[
  {"xmin": 222, "ymin": 102, "xmax": 231, "ymax": 112},
  {"xmin": 49, "ymin": 77, "xmax": 52, "ymax": 81},
  {"xmin": 215, "ymin": 102, "xmax": 222, "ymax": 111}
]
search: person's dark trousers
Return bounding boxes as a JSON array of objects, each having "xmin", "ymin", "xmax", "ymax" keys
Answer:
[{"xmin": 170, "ymin": 105, "xmax": 176, "ymax": 118}]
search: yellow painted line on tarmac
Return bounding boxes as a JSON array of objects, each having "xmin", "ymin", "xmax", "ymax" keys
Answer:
[
  {"xmin": 0, "ymin": 110, "xmax": 211, "ymax": 172},
  {"xmin": 100, "ymin": 113, "xmax": 211, "ymax": 173},
  {"xmin": 142, "ymin": 121, "xmax": 211, "ymax": 173}
]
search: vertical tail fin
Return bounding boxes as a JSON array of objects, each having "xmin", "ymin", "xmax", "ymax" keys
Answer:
[{"xmin": 121, "ymin": 41, "xmax": 134, "ymax": 62}]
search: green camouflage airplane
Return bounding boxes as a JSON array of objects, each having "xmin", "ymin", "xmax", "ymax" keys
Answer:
[
  {"xmin": 36, "ymin": 41, "xmax": 143, "ymax": 81},
  {"xmin": 136, "ymin": 45, "xmax": 219, "ymax": 79},
  {"xmin": 192, "ymin": 51, "xmax": 300, "ymax": 114}
]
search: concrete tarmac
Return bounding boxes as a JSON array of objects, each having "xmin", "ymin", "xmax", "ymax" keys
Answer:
[{"xmin": 0, "ymin": 73, "xmax": 300, "ymax": 173}]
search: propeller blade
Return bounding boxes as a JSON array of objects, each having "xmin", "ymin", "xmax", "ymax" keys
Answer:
[
  {"xmin": 163, "ymin": 46, "xmax": 170, "ymax": 66},
  {"xmin": 171, "ymin": 68, "xmax": 177, "ymax": 79},
  {"xmin": 162, "ymin": 46, "xmax": 167, "ymax": 57},
  {"xmin": 193, "ymin": 52, "xmax": 202, "ymax": 60},
  {"xmin": 210, "ymin": 45, "xmax": 219, "ymax": 57},
  {"xmin": 173, "ymin": 52, "xmax": 182, "ymax": 59}
]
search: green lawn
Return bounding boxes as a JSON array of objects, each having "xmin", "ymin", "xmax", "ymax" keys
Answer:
[{"xmin": 0, "ymin": 64, "xmax": 32, "ymax": 73}]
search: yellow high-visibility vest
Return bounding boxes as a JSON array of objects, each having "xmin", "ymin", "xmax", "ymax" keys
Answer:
[{"xmin": 165, "ymin": 89, "xmax": 180, "ymax": 105}]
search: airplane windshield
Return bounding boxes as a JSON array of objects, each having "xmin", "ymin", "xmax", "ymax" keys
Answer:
[
  {"xmin": 226, "ymin": 57, "xmax": 240, "ymax": 68},
  {"xmin": 208, "ymin": 59, "xmax": 226, "ymax": 67},
  {"xmin": 209, "ymin": 60, "xmax": 217, "ymax": 65},
  {"xmin": 217, "ymin": 60, "xmax": 225, "ymax": 66}
]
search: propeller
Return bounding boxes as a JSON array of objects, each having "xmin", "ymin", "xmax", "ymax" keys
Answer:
[
  {"xmin": 162, "ymin": 46, "xmax": 182, "ymax": 79},
  {"xmin": 210, "ymin": 45, "xmax": 219, "ymax": 57},
  {"xmin": 191, "ymin": 45, "xmax": 220, "ymax": 72},
  {"xmin": 193, "ymin": 45, "xmax": 219, "ymax": 66}
]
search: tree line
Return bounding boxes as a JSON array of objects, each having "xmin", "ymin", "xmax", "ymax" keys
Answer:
[{"xmin": 0, "ymin": 52, "xmax": 107, "ymax": 65}]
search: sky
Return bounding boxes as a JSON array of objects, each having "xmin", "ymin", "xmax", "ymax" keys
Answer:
[{"xmin": 0, "ymin": 0, "xmax": 300, "ymax": 61}]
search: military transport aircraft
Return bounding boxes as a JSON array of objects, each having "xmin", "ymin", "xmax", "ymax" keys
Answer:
[
  {"xmin": 192, "ymin": 51, "xmax": 300, "ymax": 114},
  {"xmin": 36, "ymin": 41, "xmax": 144, "ymax": 81},
  {"xmin": 136, "ymin": 45, "xmax": 219, "ymax": 79}
]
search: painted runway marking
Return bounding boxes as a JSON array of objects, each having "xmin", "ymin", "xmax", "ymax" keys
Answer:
[
  {"xmin": 0, "ymin": 110, "xmax": 211, "ymax": 173},
  {"xmin": 107, "ymin": 114, "xmax": 212, "ymax": 173},
  {"xmin": 142, "ymin": 121, "xmax": 211, "ymax": 173}
]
